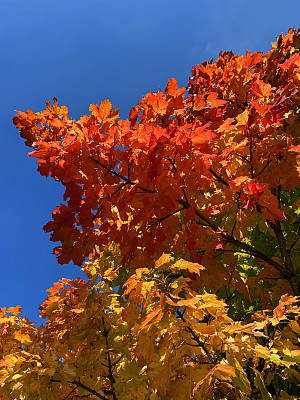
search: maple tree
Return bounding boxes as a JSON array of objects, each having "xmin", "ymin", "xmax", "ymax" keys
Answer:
[{"xmin": 1, "ymin": 29, "xmax": 300, "ymax": 399}]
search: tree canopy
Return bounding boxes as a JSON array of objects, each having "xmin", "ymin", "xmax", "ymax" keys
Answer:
[{"xmin": 1, "ymin": 29, "xmax": 300, "ymax": 399}]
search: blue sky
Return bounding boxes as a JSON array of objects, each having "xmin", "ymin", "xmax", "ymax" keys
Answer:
[{"xmin": 1, "ymin": 0, "xmax": 300, "ymax": 323}]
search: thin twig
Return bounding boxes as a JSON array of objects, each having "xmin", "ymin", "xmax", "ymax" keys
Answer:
[
  {"xmin": 85, "ymin": 205, "xmax": 103, "ymax": 229},
  {"xmin": 209, "ymin": 168, "xmax": 229, "ymax": 187},
  {"xmin": 111, "ymin": 354, "xmax": 125, "ymax": 367},
  {"xmin": 252, "ymin": 155, "xmax": 271, "ymax": 178},
  {"xmin": 234, "ymin": 152, "xmax": 250, "ymax": 163},
  {"xmin": 176, "ymin": 198, "xmax": 290, "ymax": 282},
  {"xmin": 90, "ymin": 155, "xmax": 156, "ymax": 194},
  {"xmin": 73, "ymin": 380, "xmax": 110, "ymax": 400},
  {"xmin": 288, "ymin": 235, "xmax": 300, "ymax": 253},
  {"xmin": 50, "ymin": 378, "xmax": 110, "ymax": 400},
  {"xmin": 176, "ymin": 307, "xmax": 214, "ymax": 363},
  {"xmin": 147, "ymin": 207, "xmax": 186, "ymax": 230}
]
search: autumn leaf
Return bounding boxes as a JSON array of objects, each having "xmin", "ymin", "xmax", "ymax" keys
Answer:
[
  {"xmin": 251, "ymin": 80, "xmax": 273, "ymax": 98},
  {"xmin": 254, "ymin": 369, "xmax": 272, "ymax": 399},
  {"xmin": 144, "ymin": 92, "xmax": 168, "ymax": 115},
  {"xmin": 193, "ymin": 365, "xmax": 217, "ymax": 394},
  {"xmin": 172, "ymin": 259, "xmax": 205, "ymax": 275},
  {"xmin": 139, "ymin": 307, "xmax": 163, "ymax": 331},
  {"xmin": 89, "ymin": 99, "xmax": 119, "ymax": 121}
]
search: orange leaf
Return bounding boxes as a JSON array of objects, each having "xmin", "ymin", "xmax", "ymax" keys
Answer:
[
  {"xmin": 89, "ymin": 99, "xmax": 115, "ymax": 121},
  {"xmin": 155, "ymin": 254, "xmax": 172, "ymax": 269},
  {"xmin": 144, "ymin": 92, "xmax": 168, "ymax": 115},
  {"xmin": 251, "ymin": 80, "xmax": 273, "ymax": 98},
  {"xmin": 165, "ymin": 78, "xmax": 179, "ymax": 96},
  {"xmin": 7, "ymin": 306, "xmax": 22, "ymax": 316},
  {"xmin": 139, "ymin": 307, "xmax": 163, "ymax": 331}
]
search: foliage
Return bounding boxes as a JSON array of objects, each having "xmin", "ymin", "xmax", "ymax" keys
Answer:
[{"xmin": 1, "ymin": 29, "xmax": 300, "ymax": 399}]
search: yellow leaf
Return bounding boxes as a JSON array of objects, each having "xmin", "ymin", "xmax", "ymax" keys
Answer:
[
  {"xmin": 289, "ymin": 320, "xmax": 300, "ymax": 334},
  {"xmin": 215, "ymin": 364, "xmax": 237, "ymax": 381},
  {"xmin": 254, "ymin": 344, "xmax": 271, "ymax": 359},
  {"xmin": 148, "ymin": 362, "xmax": 169, "ymax": 395},
  {"xmin": 172, "ymin": 259, "xmax": 205, "ymax": 275},
  {"xmin": 236, "ymin": 109, "xmax": 249, "ymax": 125},
  {"xmin": 195, "ymin": 323, "xmax": 215, "ymax": 335},
  {"xmin": 193, "ymin": 364, "xmax": 217, "ymax": 394},
  {"xmin": 11, "ymin": 373, "xmax": 22, "ymax": 380},
  {"xmin": 155, "ymin": 254, "xmax": 172, "ymax": 269},
  {"xmin": 14, "ymin": 331, "xmax": 31, "ymax": 345},
  {"xmin": 0, "ymin": 355, "xmax": 18, "ymax": 368}
]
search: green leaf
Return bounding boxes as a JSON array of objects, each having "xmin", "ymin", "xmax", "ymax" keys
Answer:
[
  {"xmin": 254, "ymin": 369, "xmax": 272, "ymax": 400},
  {"xmin": 2, "ymin": 384, "xmax": 12, "ymax": 395}
]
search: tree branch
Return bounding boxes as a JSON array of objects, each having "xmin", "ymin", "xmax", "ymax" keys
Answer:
[
  {"xmin": 85, "ymin": 205, "xmax": 103, "ymax": 229},
  {"xmin": 176, "ymin": 307, "xmax": 214, "ymax": 363},
  {"xmin": 147, "ymin": 207, "xmax": 186, "ymax": 230},
  {"xmin": 177, "ymin": 199, "xmax": 297, "ymax": 291},
  {"xmin": 102, "ymin": 323, "xmax": 117, "ymax": 400},
  {"xmin": 252, "ymin": 155, "xmax": 271, "ymax": 178},
  {"xmin": 268, "ymin": 219, "xmax": 300, "ymax": 296},
  {"xmin": 50, "ymin": 378, "xmax": 110, "ymax": 400},
  {"xmin": 209, "ymin": 168, "xmax": 229, "ymax": 187},
  {"xmin": 72, "ymin": 380, "xmax": 111, "ymax": 400},
  {"xmin": 89, "ymin": 155, "xmax": 156, "ymax": 194}
]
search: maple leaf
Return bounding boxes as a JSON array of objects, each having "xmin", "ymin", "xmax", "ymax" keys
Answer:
[
  {"xmin": 172, "ymin": 259, "xmax": 205, "ymax": 275},
  {"xmin": 251, "ymin": 80, "xmax": 273, "ymax": 98},
  {"xmin": 143, "ymin": 92, "xmax": 168, "ymax": 115},
  {"xmin": 165, "ymin": 78, "xmax": 185, "ymax": 97},
  {"xmin": 89, "ymin": 99, "xmax": 119, "ymax": 122},
  {"xmin": 46, "ymin": 97, "xmax": 69, "ymax": 118}
]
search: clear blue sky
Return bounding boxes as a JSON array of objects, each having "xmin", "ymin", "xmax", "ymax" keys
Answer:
[{"xmin": 1, "ymin": 0, "xmax": 300, "ymax": 323}]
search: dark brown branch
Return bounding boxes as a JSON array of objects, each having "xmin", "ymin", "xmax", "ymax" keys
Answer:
[
  {"xmin": 72, "ymin": 380, "xmax": 110, "ymax": 400},
  {"xmin": 102, "ymin": 323, "xmax": 117, "ymax": 400},
  {"xmin": 235, "ymin": 93, "xmax": 246, "ymax": 110},
  {"xmin": 111, "ymin": 354, "xmax": 125, "ymax": 367},
  {"xmin": 269, "ymin": 219, "xmax": 300, "ymax": 296},
  {"xmin": 185, "ymin": 341, "xmax": 204, "ymax": 347},
  {"xmin": 229, "ymin": 107, "xmax": 242, "ymax": 118},
  {"xmin": 112, "ymin": 182, "xmax": 127, "ymax": 196},
  {"xmin": 252, "ymin": 155, "xmax": 271, "ymax": 178},
  {"xmin": 288, "ymin": 236, "xmax": 300, "ymax": 252},
  {"xmin": 234, "ymin": 152, "xmax": 250, "ymax": 163},
  {"xmin": 51, "ymin": 378, "xmax": 109, "ymax": 400},
  {"xmin": 182, "ymin": 188, "xmax": 189, "ymax": 204},
  {"xmin": 177, "ymin": 198, "xmax": 290, "ymax": 283},
  {"xmin": 64, "ymin": 386, "xmax": 77, "ymax": 400},
  {"xmin": 85, "ymin": 205, "xmax": 103, "ymax": 229},
  {"xmin": 249, "ymin": 132, "xmax": 254, "ymax": 178},
  {"xmin": 147, "ymin": 207, "xmax": 186, "ymax": 230},
  {"xmin": 89, "ymin": 155, "xmax": 156, "ymax": 194},
  {"xmin": 209, "ymin": 168, "xmax": 229, "ymax": 187},
  {"xmin": 164, "ymin": 151, "xmax": 178, "ymax": 173},
  {"xmin": 274, "ymin": 376, "xmax": 284, "ymax": 400},
  {"xmin": 176, "ymin": 308, "xmax": 214, "ymax": 363},
  {"xmin": 196, "ymin": 206, "xmax": 299, "ymax": 295}
]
